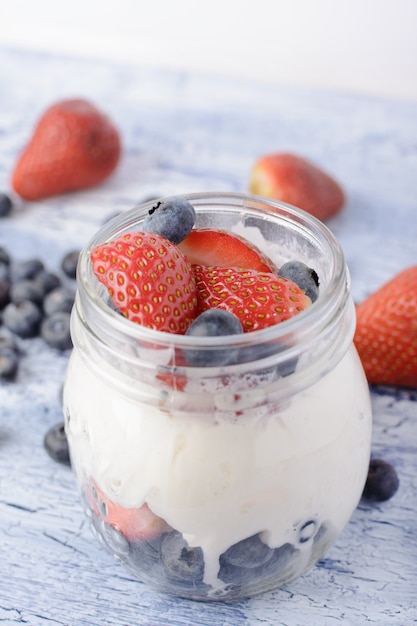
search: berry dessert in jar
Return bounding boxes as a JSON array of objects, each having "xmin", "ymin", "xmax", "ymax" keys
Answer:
[{"xmin": 63, "ymin": 192, "xmax": 372, "ymax": 601}]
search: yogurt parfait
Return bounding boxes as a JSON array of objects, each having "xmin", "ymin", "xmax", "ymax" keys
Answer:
[{"xmin": 63, "ymin": 192, "xmax": 372, "ymax": 601}]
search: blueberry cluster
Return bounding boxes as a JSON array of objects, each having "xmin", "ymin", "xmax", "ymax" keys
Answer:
[
  {"xmin": 89, "ymin": 513, "xmax": 329, "ymax": 601},
  {"xmin": 0, "ymin": 244, "xmax": 80, "ymax": 381}
]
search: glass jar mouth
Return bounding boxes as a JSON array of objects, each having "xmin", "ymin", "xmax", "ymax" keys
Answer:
[{"xmin": 76, "ymin": 191, "xmax": 349, "ymax": 353}]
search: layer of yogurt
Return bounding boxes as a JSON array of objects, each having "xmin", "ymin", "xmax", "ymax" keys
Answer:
[{"xmin": 64, "ymin": 342, "xmax": 372, "ymax": 588}]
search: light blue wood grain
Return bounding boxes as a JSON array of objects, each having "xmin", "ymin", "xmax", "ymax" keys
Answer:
[{"xmin": 0, "ymin": 47, "xmax": 416, "ymax": 626}]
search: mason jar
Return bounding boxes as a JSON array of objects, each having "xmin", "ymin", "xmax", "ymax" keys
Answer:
[{"xmin": 63, "ymin": 192, "xmax": 372, "ymax": 601}]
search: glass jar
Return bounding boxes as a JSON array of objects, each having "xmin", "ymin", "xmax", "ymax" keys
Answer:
[{"xmin": 63, "ymin": 192, "xmax": 372, "ymax": 602}]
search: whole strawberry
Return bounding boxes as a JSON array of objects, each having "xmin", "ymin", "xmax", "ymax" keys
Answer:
[
  {"xmin": 91, "ymin": 231, "xmax": 198, "ymax": 334},
  {"xmin": 249, "ymin": 152, "xmax": 345, "ymax": 221},
  {"xmin": 354, "ymin": 266, "xmax": 417, "ymax": 388},
  {"xmin": 193, "ymin": 265, "xmax": 311, "ymax": 331},
  {"xmin": 12, "ymin": 98, "xmax": 121, "ymax": 200}
]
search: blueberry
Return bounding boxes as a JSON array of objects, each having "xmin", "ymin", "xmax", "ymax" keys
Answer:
[
  {"xmin": 3, "ymin": 301, "xmax": 42, "ymax": 338},
  {"xmin": 128, "ymin": 533, "xmax": 166, "ymax": 577},
  {"xmin": 362, "ymin": 458, "xmax": 399, "ymax": 501},
  {"xmin": 34, "ymin": 270, "xmax": 61, "ymax": 295},
  {"xmin": 238, "ymin": 341, "xmax": 298, "ymax": 380},
  {"xmin": 0, "ymin": 348, "xmax": 19, "ymax": 381},
  {"xmin": 40, "ymin": 311, "xmax": 72, "ymax": 350},
  {"xmin": 184, "ymin": 309, "xmax": 243, "ymax": 367},
  {"xmin": 278, "ymin": 261, "xmax": 320, "ymax": 303},
  {"xmin": 220, "ymin": 533, "xmax": 275, "ymax": 569},
  {"xmin": 0, "ymin": 262, "xmax": 10, "ymax": 282},
  {"xmin": 0, "ymin": 278, "xmax": 10, "ymax": 309},
  {"xmin": 43, "ymin": 287, "xmax": 75, "ymax": 316},
  {"xmin": 10, "ymin": 279, "xmax": 45, "ymax": 306},
  {"xmin": 43, "ymin": 421, "xmax": 71, "ymax": 465},
  {"xmin": 0, "ymin": 332, "xmax": 19, "ymax": 352},
  {"xmin": 61, "ymin": 250, "xmax": 80, "ymax": 279},
  {"xmin": 142, "ymin": 197, "xmax": 196, "ymax": 244},
  {"xmin": 218, "ymin": 541, "xmax": 298, "ymax": 586},
  {"xmin": 0, "ymin": 193, "xmax": 12, "ymax": 218},
  {"xmin": 0, "ymin": 247, "xmax": 10, "ymax": 266},
  {"xmin": 11, "ymin": 258, "xmax": 44, "ymax": 282},
  {"xmin": 160, "ymin": 532, "xmax": 205, "ymax": 584}
]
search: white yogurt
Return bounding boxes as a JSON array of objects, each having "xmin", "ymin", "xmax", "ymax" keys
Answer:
[{"xmin": 64, "ymin": 343, "xmax": 372, "ymax": 588}]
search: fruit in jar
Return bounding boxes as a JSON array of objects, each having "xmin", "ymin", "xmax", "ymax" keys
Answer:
[
  {"xmin": 11, "ymin": 98, "xmax": 121, "ymax": 201},
  {"xmin": 184, "ymin": 308, "xmax": 244, "ymax": 367},
  {"xmin": 142, "ymin": 197, "xmax": 196, "ymax": 244},
  {"xmin": 193, "ymin": 265, "xmax": 312, "ymax": 332},
  {"xmin": 87, "ymin": 480, "xmax": 171, "ymax": 542},
  {"xmin": 179, "ymin": 228, "xmax": 277, "ymax": 272},
  {"xmin": 160, "ymin": 532, "xmax": 205, "ymax": 584},
  {"xmin": 249, "ymin": 153, "xmax": 345, "ymax": 221},
  {"xmin": 278, "ymin": 260, "xmax": 320, "ymax": 303},
  {"xmin": 353, "ymin": 265, "xmax": 417, "ymax": 388},
  {"xmin": 91, "ymin": 231, "xmax": 198, "ymax": 333}
]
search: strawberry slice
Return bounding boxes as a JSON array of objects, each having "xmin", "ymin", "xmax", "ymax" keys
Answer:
[
  {"xmin": 193, "ymin": 265, "xmax": 311, "ymax": 332},
  {"xmin": 354, "ymin": 265, "xmax": 417, "ymax": 388},
  {"xmin": 87, "ymin": 480, "xmax": 171, "ymax": 542},
  {"xmin": 178, "ymin": 228, "xmax": 276, "ymax": 272},
  {"xmin": 91, "ymin": 231, "xmax": 198, "ymax": 334}
]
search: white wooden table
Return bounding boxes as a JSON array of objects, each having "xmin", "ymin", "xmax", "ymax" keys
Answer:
[{"xmin": 0, "ymin": 47, "xmax": 416, "ymax": 626}]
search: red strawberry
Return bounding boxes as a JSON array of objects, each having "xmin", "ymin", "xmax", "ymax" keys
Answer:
[
  {"xmin": 91, "ymin": 231, "xmax": 198, "ymax": 334},
  {"xmin": 12, "ymin": 98, "xmax": 121, "ymax": 201},
  {"xmin": 193, "ymin": 265, "xmax": 311, "ymax": 332},
  {"xmin": 354, "ymin": 266, "xmax": 417, "ymax": 388},
  {"xmin": 178, "ymin": 228, "xmax": 276, "ymax": 272},
  {"xmin": 249, "ymin": 152, "xmax": 345, "ymax": 221},
  {"xmin": 87, "ymin": 480, "xmax": 171, "ymax": 542}
]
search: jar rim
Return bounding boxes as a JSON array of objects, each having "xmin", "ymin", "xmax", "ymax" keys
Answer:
[{"xmin": 76, "ymin": 192, "xmax": 348, "ymax": 352}]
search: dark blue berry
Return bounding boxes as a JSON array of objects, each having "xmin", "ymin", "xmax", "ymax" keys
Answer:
[
  {"xmin": 61, "ymin": 250, "xmax": 80, "ymax": 279},
  {"xmin": 0, "ymin": 348, "xmax": 19, "ymax": 380},
  {"xmin": 220, "ymin": 533, "xmax": 275, "ymax": 569},
  {"xmin": 218, "ymin": 541, "xmax": 298, "ymax": 586},
  {"xmin": 0, "ymin": 193, "xmax": 12, "ymax": 218},
  {"xmin": 160, "ymin": 532, "xmax": 205, "ymax": 584},
  {"xmin": 40, "ymin": 311, "xmax": 72, "ymax": 350},
  {"xmin": 142, "ymin": 197, "xmax": 196, "ymax": 244},
  {"xmin": 362, "ymin": 458, "xmax": 399, "ymax": 501},
  {"xmin": 10, "ymin": 279, "xmax": 45, "ymax": 306},
  {"xmin": 43, "ymin": 421, "xmax": 70, "ymax": 465},
  {"xmin": 11, "ymin": 258, "xmax": 44, "ymax": 282},
  {"xmin": 184, "ymin": 309, "xmax": 243, "ymax": 367},
  {"xmin": 0, "ymin": 262, "xmax": 10, "ymax": 282},
  {"xmin": 0, "ymin": 332, "xmax": 18, "ymax": 352},
  {"xmin": 0, "ymin": 278, "xmax": 10, "ymax": 309},
  {"xmin": 0, "ymin": 247, "xmax": 11, "ymax": 265},
  {"xmin": 278, "ymin": 261, "xmax": 320, "ymax": 302},
  {"xmin": 3, "ymin": 301, "xmax": 42, "ymax": 338},
  {"xmin": 34, "ymin": 270, "xmax": 61, "ymax": 295},
  {"xmin": 43, "ymin": 287, "xmax": 75, "ymax": 316}
]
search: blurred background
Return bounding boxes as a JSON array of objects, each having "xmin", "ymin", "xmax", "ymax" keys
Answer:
[{"xmin": 1, "ymin": 0, "xmax": 417, "ymax": 102}]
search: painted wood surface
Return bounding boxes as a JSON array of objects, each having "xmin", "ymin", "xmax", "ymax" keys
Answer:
[{"xmin": 0, "ymin": 47, "xmax": 416, "ymax": 626}]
